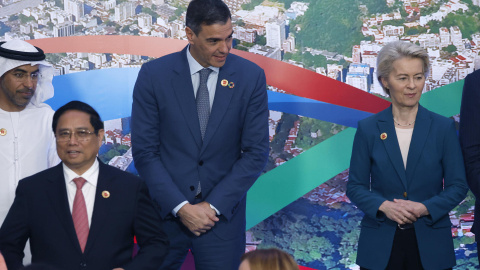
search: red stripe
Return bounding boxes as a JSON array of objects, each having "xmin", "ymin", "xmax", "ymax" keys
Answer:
[{"xmin": 28, "ymin": 36, "xmax": 390, "ymax": 113}]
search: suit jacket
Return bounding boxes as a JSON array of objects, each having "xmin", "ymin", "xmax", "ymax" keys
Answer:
[
  {"xmin": 131, "ymin": 46, "xmax": 269, "ymax": 240},
  {"xmin": 459, "ymin": 69, "xmax": 480, "ymax": 235},
  {"xmin": 347, "ymin": 105, "xmax": 468, "ymax": 270},
  {"xmin": 0, "ymin": 161, "xmax": 168, "ymax": 270}
]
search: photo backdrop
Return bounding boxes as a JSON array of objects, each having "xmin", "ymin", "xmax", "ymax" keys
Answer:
[{"xmin": 2, "ymin": 0, "xmax": 479, "ymax": 268}]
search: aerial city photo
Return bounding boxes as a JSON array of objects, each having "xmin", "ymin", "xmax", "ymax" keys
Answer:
[{"xmin": 2, "ymin": 0, "xmax": 480, "ymax": 268}]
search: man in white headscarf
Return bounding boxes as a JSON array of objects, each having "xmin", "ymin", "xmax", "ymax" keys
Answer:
[{"xmin": 0, "ymin": 40, "xmax": 60, "ymax": 263}]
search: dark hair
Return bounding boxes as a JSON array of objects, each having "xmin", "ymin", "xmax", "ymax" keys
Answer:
[
  {"xmin": 186, "ymin": 0, "xmax": 231, "ymax": 35},
  {"xmin": 52, "ymin": 101, "xmax": 104, "ymax": 134}
]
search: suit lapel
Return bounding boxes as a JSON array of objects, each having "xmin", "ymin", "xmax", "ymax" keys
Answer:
[
  {"xmin": 47, "ymin": 163, "xmax": 83, "ymax": 254},
  {"xmin": 173, "ymin": 47, "xmax": 203, "ymax": 149},
  {"xmin": 405, "ymin": 105, "xmax": 431, "ymax": 184},
  {"xmin": 377, "ymin": 107, "xmax": 408, "ymax": 190},
  {"xmin": 201, "ymin": 57, "xmax": 236, "ymax": 152},
  {"xmin": 84, "ymin": 162, "xmax": 113, "ymax": 254}
]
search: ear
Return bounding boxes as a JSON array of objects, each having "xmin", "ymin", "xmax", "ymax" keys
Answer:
[
  {"xmin": 97, "ymin": 129, "xmax": 105, "ymax": 147},
  {"xmin": 380, "ymin": 76, "xmax": 389, "ymax": 89},
  {"xmin": 185, "ymin": 27, "xmax": 195, "ymax": 45}
]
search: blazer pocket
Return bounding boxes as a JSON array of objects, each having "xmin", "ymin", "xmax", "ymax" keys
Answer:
[
  {"xmin": 430, "ymin": 215, "xmax": 452, "ymax": 229},
  {"xmin": 361, "ymin": 216, "xmax": 381, "ymax": 229}
]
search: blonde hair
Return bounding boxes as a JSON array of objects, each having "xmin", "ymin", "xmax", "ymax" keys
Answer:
[{"xmin": 241, "ymin": 248, "xmax": 299, "ymax": 270}]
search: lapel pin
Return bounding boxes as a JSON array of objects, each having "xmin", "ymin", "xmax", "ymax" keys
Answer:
[
  {"xmin": 221, "ymin": 79, "xmax": 228, "ymax": 87},
  {"xmin": 0, "ymin": 128, "xmax": 6, "ymax": 136},
  {"xmin": 102, "ymin": 191, "xmax": 110, "ymax": 198},
  {"xmin": 228, "ymin": 82, "xmax": 235, "ymax": 88},
  {"xmin": 380, "ymin": 132, "xmax": 387, "ymax": 140}
]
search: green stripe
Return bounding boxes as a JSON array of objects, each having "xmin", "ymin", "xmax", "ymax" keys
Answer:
[
  {"xmin": 246, "ymin": 128, "xmax": 356, "ymax": 229},
  {"xmin": 420, "ymin": 80, "xmax": 464, "ymax": 117},
  {"xmin": 246, "ymin": 80, "xmax": 464, "ymax": 230}
]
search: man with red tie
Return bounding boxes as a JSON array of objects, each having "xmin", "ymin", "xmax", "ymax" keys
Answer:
[{"xmin": 0, "ymin": 101, "xmax": 168, "ymax": 270}]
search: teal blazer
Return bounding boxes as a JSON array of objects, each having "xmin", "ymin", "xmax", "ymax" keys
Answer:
[{"xmin": 347, "ymin": 105, "xmax": 468, "ymax": 270}]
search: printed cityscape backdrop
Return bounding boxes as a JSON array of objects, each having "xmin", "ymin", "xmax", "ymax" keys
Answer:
[{"xmin": 2, "ymin": 0, "xmax": 480, "ymax": 268}]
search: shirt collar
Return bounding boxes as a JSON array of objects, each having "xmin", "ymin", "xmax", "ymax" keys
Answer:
[
  {"xmin": 63, "ymin": 159, "xmax": 99, "ymax": 187},
  {"xmin": 186, "ymin": 44, "xmax": 219, "ymax": 76}
]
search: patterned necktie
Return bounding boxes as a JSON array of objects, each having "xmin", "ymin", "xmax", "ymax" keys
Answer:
[
  {"xmin": 196, "ymin": 68, "xmax": 212, "ymax": 140},
  {"xmin": 72, "ymin": 177, "xmax": 89, "ymax": 253}
]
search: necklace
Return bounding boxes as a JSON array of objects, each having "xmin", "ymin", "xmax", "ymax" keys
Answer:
[{"xmin": 394, "ymin": 118, "xmax": 415, "ymax": 127}]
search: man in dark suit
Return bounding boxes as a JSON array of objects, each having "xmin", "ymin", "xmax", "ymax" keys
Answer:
[
  {"xmin": 131, "ymin": 0, "xmax": 269, "ymax": 269},
  {"xmin": 459, "ymin": 69, "xmax": 480, "ymax": 263},
  {"xmin": 0, "ymin": 101, "xmax": 169, "ymax": 270}
]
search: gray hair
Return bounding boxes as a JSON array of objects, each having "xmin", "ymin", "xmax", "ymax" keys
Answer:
[{"xmin": 376, "ymin": 41, "xmax": 429, "ymax": 95}]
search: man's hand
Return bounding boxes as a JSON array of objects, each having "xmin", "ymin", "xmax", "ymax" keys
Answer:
[
  {"xmin": 177, "ymin": 203, "xmax": 219, "ymax": 236},
  {"xmin": 379, "ymin": 200, "xmax": 417, "ymax": 224},
  {"xmin": 393, "ymin": 199, "xmax": 429, "ymax": 218}
]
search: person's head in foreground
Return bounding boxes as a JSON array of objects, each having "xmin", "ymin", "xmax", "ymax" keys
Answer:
[{"xmin": 239, "ymin": 248, "xmax": 299, "ymax": 270}]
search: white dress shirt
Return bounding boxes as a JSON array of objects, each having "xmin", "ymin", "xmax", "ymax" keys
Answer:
[{"xmin": 63, "ymin": 159, "xmax": 99, "ymax": 227}]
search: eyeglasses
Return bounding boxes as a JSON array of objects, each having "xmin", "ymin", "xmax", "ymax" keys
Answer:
[
  {"xmin": 56, "ymin": 129, "xmax": 96, "ymax": 142},
  {"xmin": 12, "ymin": 72, "xmax": 41, "ymax": 82}
]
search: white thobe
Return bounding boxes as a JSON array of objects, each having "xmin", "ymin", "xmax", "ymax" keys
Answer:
[{"xmin": 0, "ymin": 104, "xmax": 60, "ymax": 226}]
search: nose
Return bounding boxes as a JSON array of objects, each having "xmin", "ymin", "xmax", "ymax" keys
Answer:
[
  {"xmin": 218, "ymin": 41, "xmax": 230, "ymax": 54},
  {"xmin": 68, "ymin": 133, "xmax": 79, "ymax": 145},
  {"xmin": 23, "ymin": 76, "xmax": 35, "ymax": 89},
  {"xmin": 407, "ymin": 78, "xmax": 416, "ymax": 89}
]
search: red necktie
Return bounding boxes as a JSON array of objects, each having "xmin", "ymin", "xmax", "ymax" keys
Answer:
[{"xmin": 72, "ymin": 177, "xmax": 89, "ymax": 253}]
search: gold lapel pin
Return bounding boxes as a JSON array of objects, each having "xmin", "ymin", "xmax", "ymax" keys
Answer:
[
  {"xmin": 221, "ymin": 79, "xmax": 228, "ymax": 87},
  {"xmin": 102, "ymin": 191, "xmax": 110, "ymax": 198},
  {"xmin": 0, "ymin": 128, "xmax": 6, "ymax": 136},
  {"xmin": 228, "ymin": 82, "xmax": 235, "ymax": 88},
  {"xmin": 380, "ymin": 132, "xmax": 387, "ymax": 140}
]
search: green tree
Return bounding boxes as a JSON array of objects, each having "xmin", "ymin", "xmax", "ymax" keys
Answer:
[
  {"xmin": 443, "ymin": 44, "xmax": 457, "ymax": 54},
  {"xmin": 255, "ymin": 35, "xmax": 266, "ymax": 46}
]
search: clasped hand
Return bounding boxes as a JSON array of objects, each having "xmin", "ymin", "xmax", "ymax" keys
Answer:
[
  {"xmin": 177, "ymin": 202, "xmax": 219, "ymax": 236},
  {"xmin": 379, "ymin": 199, "xmax": 429, "ymax": 225}
]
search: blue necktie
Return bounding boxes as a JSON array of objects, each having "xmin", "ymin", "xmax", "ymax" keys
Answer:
[{"xmin": 196, "ymin": 68, "xmax": 212, "ymax": 140}]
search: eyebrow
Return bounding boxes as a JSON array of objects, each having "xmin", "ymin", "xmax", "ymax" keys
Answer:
[
  {"xmin": 396, "ymin": 72, "xmax": 424, "ymax": 76},
  {"xmin": 57, "ymin": 127, "xmax": 91, "ymax": 132},
  {"xmin": 12, "ymin": 68, "xmax": 40, "ymax": 74},
  {"xmin": 206, "ymin": 31, "xmax": 234, "ymax": 42}
]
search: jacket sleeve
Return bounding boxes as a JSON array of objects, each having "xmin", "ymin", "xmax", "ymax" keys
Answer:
[
  {"xmin": 123, "ymin": 181, "xmax": 169, "ymax": 270},
  {"xmin": 131, "ymin": 62, "xmax": 188, "ymax": 218},
  {"xmin": 204, "ymin": 68, "xmax": 269, "ymax": 221},
  {"xmin": 459, "ymin": 72, "xmax": 480, "ymax": 199},
  {"xmin": 346, "ymin": 122, "xmax": 387, "ymax": 221},
  {"xmin": 0, "ymin": 180, "xmax": 30, "ymax": 270},
  {"xmin": 422, "ymin": 120, "xmax": 468, "ymax": 224}
]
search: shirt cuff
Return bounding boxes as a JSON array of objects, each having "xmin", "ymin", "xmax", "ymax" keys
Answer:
[
  {"xmin": 209, "ymin": 204, "xmax": 220, "ymax": 215},
  {"xmin": 172, "ymin": 201, "xmax": 189, "ymax": 217}
]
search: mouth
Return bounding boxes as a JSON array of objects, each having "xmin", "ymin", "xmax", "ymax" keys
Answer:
[
  {"xmin": 405, "ymin": 93, "xmax": 416, "ymax": 98},
  {"xmin": 18, "ymin": 90, "xmax": 34, "ymax": 98},
  {"xmin": 67, "ymin": 150, "xmax": 81, "ymax": 157},
  {"xmin": 214, "ymin": 55, "xmax": 227, "ymax": 61}
]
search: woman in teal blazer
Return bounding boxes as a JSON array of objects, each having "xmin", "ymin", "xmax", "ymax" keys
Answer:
[{"xmin": 346, "ymin": 41, "xmax": 468, "ymax": 270}]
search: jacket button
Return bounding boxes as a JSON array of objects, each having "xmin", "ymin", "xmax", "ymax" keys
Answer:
[
  {"xmin": 190, "ymin": 186, "xmax": 195, "ymax": 191},
  {"xmin": 199, "ymin": 160, "xmax": 204, "ymax": 166},
  {"xmin": 403, "ymin": 192, "xmax": 407, "ymax": 198}
]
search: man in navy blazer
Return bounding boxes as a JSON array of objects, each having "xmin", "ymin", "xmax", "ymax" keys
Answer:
[
  {"xmin": 459, "ymin": 69, "xmax": 480, "ymax": 262},
  {"xmin": 0, "ymin": 101, "xmax": 168, "ymax": 270},
  {"xmin": 131, "ymin": 0, "xmax": 269, "ymax": 269}
]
